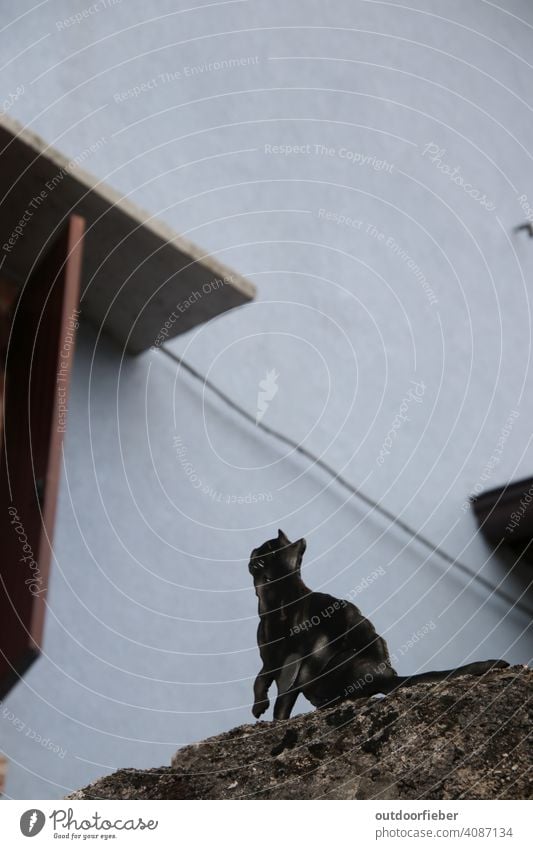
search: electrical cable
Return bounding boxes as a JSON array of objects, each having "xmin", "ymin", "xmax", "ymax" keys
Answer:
[{"xmin": 160, "ymin": 345, "xmax": 533, "ymax": 620}]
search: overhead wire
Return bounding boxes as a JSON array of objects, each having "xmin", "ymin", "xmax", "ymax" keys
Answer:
[{"xmin": 160, "ymin": 345, "xmax": 533, "ymax": 620}]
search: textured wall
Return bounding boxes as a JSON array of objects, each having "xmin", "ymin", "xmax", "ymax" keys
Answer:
[{"xmin": 1, "ymin": 0, "xmax": 532, "ymax": 798}]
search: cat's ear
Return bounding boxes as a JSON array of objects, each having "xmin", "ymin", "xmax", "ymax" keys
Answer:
[
  {"xmin": 277, "ymin": 528, "xmax": 291, "ymax": 546},
  {"xmin": 281, "ymin": 537, "xmax": 306, "ymax": 573}
]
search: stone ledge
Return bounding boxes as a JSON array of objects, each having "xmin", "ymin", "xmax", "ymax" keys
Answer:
[{"xmin": 67, "ymin": 666, "xmax": 532, "ymax": 800}]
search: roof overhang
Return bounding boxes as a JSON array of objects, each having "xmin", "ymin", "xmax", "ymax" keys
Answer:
[
  {"xmin": 471, "ymin": 476, "xmax": 533, "ymax": 545},
  {"xmin": 0, "ymin": 114, "xmax": 255, "ymax": 353}
]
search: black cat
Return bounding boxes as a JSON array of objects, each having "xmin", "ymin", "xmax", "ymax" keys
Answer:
[{"xmin": 249, "ymin": 529, "xmax": 508, "ymax": 719}]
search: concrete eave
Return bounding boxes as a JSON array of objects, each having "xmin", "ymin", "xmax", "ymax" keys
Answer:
[{"xmin": 0, "ymin": 114, "xmax": 255, "ymax": 353}]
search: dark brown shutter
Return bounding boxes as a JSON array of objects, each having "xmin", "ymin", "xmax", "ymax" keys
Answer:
[{"xmin": 0, "ymin": 215, "xmax": 84, "ymax": 698}]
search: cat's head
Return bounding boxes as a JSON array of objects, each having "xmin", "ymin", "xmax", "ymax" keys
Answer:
[{"xmin": 248, "ymin": 529, "xmax": 307, "ymax": 597}]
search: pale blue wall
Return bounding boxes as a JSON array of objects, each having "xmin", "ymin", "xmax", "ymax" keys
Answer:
[{"xmin": 1, "ymin": 0, "xmax": 532, "ymax": 798}]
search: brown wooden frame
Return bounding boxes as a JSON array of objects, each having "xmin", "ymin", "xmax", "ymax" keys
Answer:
[{"xmin": 0, "ymin": 215, "xmax": 84, "ymax": 698}]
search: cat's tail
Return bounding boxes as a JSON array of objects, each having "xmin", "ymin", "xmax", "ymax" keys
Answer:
[{"xmin": 380, "ymin": 659, "xmax": 509, "ymax": 693}]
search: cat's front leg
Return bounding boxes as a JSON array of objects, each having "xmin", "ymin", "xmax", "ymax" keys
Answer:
[
  {"xmin": 252, "ymin": 665, "xmax": 275, "ymax": 717},
  {"xmin": 272, "ymin": 653, "xmax": 302, "ymax": 720}
]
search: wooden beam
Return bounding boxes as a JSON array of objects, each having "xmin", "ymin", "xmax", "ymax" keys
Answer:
[
  {"xmin": 0, "ymin": 755, "xmax": 6, "ymax": 796},
  {"xmin": 0, "ymin": 216, "xmax": 84, "ymax": 698},
  {"xmin": 0, "ymin": 114, "xmax": 255, "ymax": 354}
]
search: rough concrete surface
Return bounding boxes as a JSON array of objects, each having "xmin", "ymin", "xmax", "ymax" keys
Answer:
[{"xmin": 68, "ymin": 667, "xmax": 532, "ymax": 800}]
